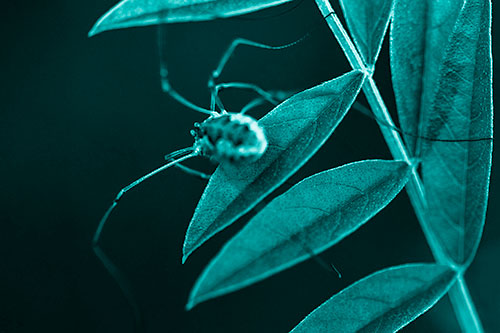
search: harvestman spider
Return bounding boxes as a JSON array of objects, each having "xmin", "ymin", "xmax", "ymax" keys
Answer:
[
  {"xmin": 93, "ymin": 5, "xmax": 495, "ymax": 329},
  {"xmin": 93, "ymin": 27, "xmax": 310, "ymax": 254},
  {"xmin": 92, "ymin": 21, "xmax": 322, "ymax": 331}
]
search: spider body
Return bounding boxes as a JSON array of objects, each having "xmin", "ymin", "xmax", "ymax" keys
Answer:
[{"xmin": 192, "ymin": 112, "xmax": 267, "ymax": 163}]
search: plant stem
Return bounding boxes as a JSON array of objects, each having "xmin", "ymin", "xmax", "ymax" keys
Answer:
[
  {"xmin": 314, "ymin": 0, "xmax": 484, "ymax": 331},
  {"xmin": 449, "ymin": 274, "xmax": 484, "ymax": 333}
]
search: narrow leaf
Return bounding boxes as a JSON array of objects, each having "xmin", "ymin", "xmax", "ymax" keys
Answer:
[
  {"xmin": 187, "ymin": 159, "xmax": 411, "ymax": 309},
  {"xmin": 339, "ymin": 0, "xmax": 394, "ymax": 67},
  {"xmin": 89, "ymin": 0, "xmax": 293, "ymax": 36},
  {"xmin": 183, "ymin": 70, "xmax": 366, "ymax": 262},
  {"xmin": 390, "ymin": 0, "xmax": 464, "ymax": 154},
  {"xmin": 290, "ymin": 264, "xmax": 457, "ymax": 333},
  {"xmin": 420, "ymin": 0, "xmax": 492, "ymax": 267}
]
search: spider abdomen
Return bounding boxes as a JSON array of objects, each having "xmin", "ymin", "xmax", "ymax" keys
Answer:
[{"xmin": 193, "ymin": 113, "xmax": 267, "ymax": 163}]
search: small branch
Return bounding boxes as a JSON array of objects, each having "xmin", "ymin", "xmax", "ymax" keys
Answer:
[
  {"xmin": 314, "ymin": 0, "xmax": 483, "ymax": 331},
  {"xmin": 449, "ymin": 274, "xmax": 485, "ymax": 333}
]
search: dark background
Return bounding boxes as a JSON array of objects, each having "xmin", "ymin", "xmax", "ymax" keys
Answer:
[{"xmin": 1, "ymin": 0, "xmax": 498, "ymax": 332}]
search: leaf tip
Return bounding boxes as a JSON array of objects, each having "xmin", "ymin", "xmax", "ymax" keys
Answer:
[
  {"xmin": 88, "ymin": 12, "xmax": 110, "ymax": 37},
  {"xmin": 182, "ymin": 240, "xmax": 195, "ymax": 264},
  {"xmin": 88, "ymin": 24, "xmax": 101, "ymax": 38},
  {"xmin": 88, "ymin": 2, "xmax": 121, "ymax": 37},
  {"xmin": 182, "ymin": 240, "xmax": 200, "ymax": 264},
  {"xmin": 185, "ymin": 298, "xmax": 196, "ymax": 311},
  {"xmin": 182, "ymin": 227, "xmax": 210, "ymax": 263},
  {"xmin": 185, "ymin": 280, "xmax": 205, "ymax": 311}
]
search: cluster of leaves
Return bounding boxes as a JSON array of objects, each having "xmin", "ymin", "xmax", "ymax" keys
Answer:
[{"xmin": 90, "ymin": 0, "xmax": 492, "ymax": 331}]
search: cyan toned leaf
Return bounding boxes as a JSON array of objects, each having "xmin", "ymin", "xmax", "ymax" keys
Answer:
[
  {"xmin": 339, "ymin": 0, "xmax": 394, "ymax": 66},
  {"xmin": 420, "ymin": 0, "xmax": 493, "ymax": 267},
  {"xmin": 187, "ymin": 159, "xmax": 411, "ymax": 309},
  {"xmin": 290, "ymin": 264, "xmax": 457, "ymax": 333},
  {"xmin": 390, "ymin": 0, "xmax": 464, "ymax": 154},
  {"xmin": 89, "ymin": 0, "xmax": 293, "ymax": 36},
  {"xmin": 182, "ymin": 70, "xmax": 366, "ymax": 262}
]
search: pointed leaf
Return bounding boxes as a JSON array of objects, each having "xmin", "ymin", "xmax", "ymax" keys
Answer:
[
  {"xmin": 183, "ymin": 70, "xmax": 366, "ymax": 262},
  {"xmin": 390, "ymin": 0, "xmax": 464, "ymax": 154},
  {"xmin": 89, "ymin": 0, "xmax": 293, "ymax": 36},
  {"xmin": 290, "ymin": 264, "xmax": 457, "ymax": 333},
  {"xmin": 420, "ymin": 0, "xmax": 492, "ymax": 267},
  {"xmin": 187, "ymin": 159, "xmax": 411, "ymax": 309},
  {"xmin": 339, "ymin": 0, "xmax": 394, "ymax": 67}
]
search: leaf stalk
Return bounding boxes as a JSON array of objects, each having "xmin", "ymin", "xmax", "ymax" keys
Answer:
[{"xmin": 313, "ymin": 0, "xmax": 484, "ymax": 331}]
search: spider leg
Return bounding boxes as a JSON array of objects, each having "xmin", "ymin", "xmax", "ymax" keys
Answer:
[
  {"xmin": 173, "ymin": 164, "xmax": 212, "ymax": 180},
  {"xmin": 210, "ymin": 81, "xmax": 283, "ymax": 113},
  {"xmin": 210, "ymin": 37, "xmax": 308, "ymax": 82},
  {"xmin": 158, "ymin": 25, "xmax": 307, "ymax": 114},
  {"xmin": 353, "ymin": 102, "xmax": 495, "ymax": 144},
  {"xmin": 215, "ymin": 82, "xmax": 280, "ymax": 105},
  {"xmin": 240, "ymin": 97, "xmax": 268, "ymax": 114},
  {"xmin": 257, "ymin": 221, "xmax": 341, "ymax": 278},
  {"xmin": 92, "ymin": 246, "xmax": 144, "ymax": 332},
  {"xmin": 164, "ymin": 153, "xmax": 212, "ymax": 180},
  {"xmin": 214, "ymin": 83, "xmax": 299, "ymax": 115},
  {"xmin": 208, "ymin": 35, "xmax": 309, "ymax": 113},
  {"xmin": 157, "ymin": 24, "xmax": 217, "ymax": 116},
  {"xmin": 92, "ymin": 148, "xmax": 198, "ymax": 330}
]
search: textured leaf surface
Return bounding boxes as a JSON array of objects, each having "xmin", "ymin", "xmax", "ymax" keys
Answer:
[
  {"xmin": 89, "ymin": 0, "xmax": 293, "ymax": 36},
  {"xmin": 420, "ymin": 0, "xmax": 492, "ymax": 267},
  {"xmin": 390, "ymin": 0, "xmax": 464, "ymax": 154},
  {"xmin": 290, "ymin": 264, "xmax": 457, "ymax": 333},
  {"xmin": 187, "ymin": 160, "xmax": 411, "ymax": 309},
  {"xmin": 182, "ymin": 71, "xmax": 365, "ymax": 262},
  {"xmin": 339, "ymin": 0, "xmax": 394, "ymax": 66}
]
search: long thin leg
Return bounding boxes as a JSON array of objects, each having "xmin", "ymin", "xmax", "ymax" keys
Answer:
[
  {"xmin": 173, "ymin": 164, "xmax": 212, "ymax": 180},
  {"xmin": 258, "ymin": 222, "xmax": 342, "ymax": 278},
  {"xmin": 210, "ymin": 82, "xmax": 280, "ymax": 113},
  {"xmin": 213, "ymin": 82, "xmax": 299, "ymax": 114},
  {"xmin": 352, "ymin": 102, "xmax": 494, "ymax": 143},
  {"xmin": 240, "ymin": 97, "xmax": 268, "ymax": 114},
  {"xmin": 157, "ymin": 25, "xmax": 216, "ymax": 116},
  {"xmin": 164, "ymin": 153, "xmax": 212, "ymax": 180},
  {"xmin": 208, "ymin": 34, "xmax": 310, "ymax": 113},
  {"xmin": 93, "ymin": 246, "xmax": 144, "ymax": 332},
  {"xmin": 214, "ymin": 82, "xmax": 280, "ymax": 105},
  {"xmin": 210, "ymin": 37, "xmax": 309, "ymax": 82},
  {"xmin": 158, "ymin": 26, "xmax": 308, "ymax": 114},
  {"xmin": 92, "ymin": 148, "xmax": 198, "ymax": 331}
]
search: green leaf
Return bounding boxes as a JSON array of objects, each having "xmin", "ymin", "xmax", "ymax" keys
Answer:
[
  {"xmin": 339, "ymin": 0, "xmax": 394, "ymax": 67},
  {"xmin": 290, "ymin": 264, "xmax": 457, "ymax": 333},
  {"xmin": 182, "ymin": 70, "xmax": 366, "ymax": 262},
  {"xmin": 187, "ymin": 159, "xmax": 411, "ymax": 309},
  {"xmin": 420, "ymin": 0, "xmax": 492, "ymax": 267},
  {"xmin": 88, "ymin": 0, "xmax": 293, "ymax": 36},
  {"xmin": 390, "ymin": 0, "xmax": 464, "ymax": 154}
]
